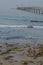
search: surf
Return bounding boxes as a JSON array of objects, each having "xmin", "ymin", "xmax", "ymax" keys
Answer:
[{"xmin": 0, "ymin": 25, "xmax": 43, "ymax": 28}]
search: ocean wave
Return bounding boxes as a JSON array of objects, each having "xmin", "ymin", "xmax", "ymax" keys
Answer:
[
  {"xmin": 1, "ymin": 17, "xmax": 16, "ymax": 20},
  {"xmin": 0, "ymin": 25, "xmax": 27, "ymax": 27},
  {"xmin": 31, "ymin": 20, "xmax": 43, "ymax": 22},
  {"xmin": 0, "ymin": 25, "xmax": 43, "ymax": 28},
  {"xmin": 0, "ymin": 36, "xmax": 25, "ymax": 40},
  {"xmin": 0, "ymin": 36, "xmax": 37, "ymax": 40},
  {"xmin": 33, "ymin": 26, "xmax": 43, "ymax": 28}
]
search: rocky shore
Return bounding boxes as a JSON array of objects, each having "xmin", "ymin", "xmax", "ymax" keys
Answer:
[{"xmin": 0, "ymin": 43, "xmax": 43, "ymax": 65}]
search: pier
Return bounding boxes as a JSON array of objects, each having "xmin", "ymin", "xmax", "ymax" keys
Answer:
[{"xmin": 17, "ymin": 6, "xmax": 43, "ymax": 14}]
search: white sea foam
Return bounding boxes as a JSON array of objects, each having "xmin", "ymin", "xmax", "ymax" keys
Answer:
[
  {"xmin": 0, "ymin": 25, "xmax": 27, "ymax": 27},
  {"xmin": 0, "ymin": 25, "xmax": 43, "ymax": 28},
  {"xmin": 33, "ymin": 26, "xmax": 43, "ymax": 28}
]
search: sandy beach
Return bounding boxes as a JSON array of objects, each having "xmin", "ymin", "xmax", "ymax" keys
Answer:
[{"xmin": 0, "ymin": 43, "xmax": 43, "ymax": 65}]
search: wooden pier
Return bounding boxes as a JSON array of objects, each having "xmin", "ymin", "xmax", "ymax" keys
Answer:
[{"xmin": 17, "ymin": 6, "xmax": 43, "ymax": 14}]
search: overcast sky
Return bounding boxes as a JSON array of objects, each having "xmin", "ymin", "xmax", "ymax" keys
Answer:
[{"xmin": 0, "ymin": 0, "xmax": 43, "ymax": 11}]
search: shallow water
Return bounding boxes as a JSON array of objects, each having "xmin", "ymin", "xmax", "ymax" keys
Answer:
[{"xmin": 0, "ymin": 9, "xmax": 43, "ymax": 44}]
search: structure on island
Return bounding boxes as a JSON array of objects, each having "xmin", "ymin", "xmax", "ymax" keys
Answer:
[{"xmin": 17, "ymin": 6, "xmax": 43, "ymax": 14}]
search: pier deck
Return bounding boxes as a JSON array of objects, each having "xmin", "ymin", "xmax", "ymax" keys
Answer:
[{"xmin": 17, "ymin": 6, "xmax": 43, "ymax": 14}]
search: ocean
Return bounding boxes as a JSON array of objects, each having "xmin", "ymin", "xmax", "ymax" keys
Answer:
[{"xmin": 0, "ymin": 9, "xmax": 43, "ymax": 44}]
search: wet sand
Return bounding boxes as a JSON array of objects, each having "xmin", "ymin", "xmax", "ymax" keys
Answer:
[{"xmin": 0, "ymin": 43, "xmax": 43, "ymax": 65}]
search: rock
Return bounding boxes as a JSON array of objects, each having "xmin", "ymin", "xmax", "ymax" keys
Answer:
[
  {"xmin": 21, "ymin": 60, "xmax": 28, "ymax": 65},
  {"xmin": 3, "ymin": 55, "xmax": 13, "ymax": 60},
  {"xmin": 0, "ymin": 62, "xmax": 3, "ymax": 65},
  {"xmin": 1, "ymin": 48, "xmax": 11, "ymax": 55}
]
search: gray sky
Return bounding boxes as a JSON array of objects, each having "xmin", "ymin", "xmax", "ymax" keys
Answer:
[{"xmin": 0, "ymin": 0, "xmax": 43, "ymax": 11}]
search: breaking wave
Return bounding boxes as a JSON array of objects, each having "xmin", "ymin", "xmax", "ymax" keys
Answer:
[{"xmin": 0, "ymin": 25, "xmax": 43, "ymax": 28}]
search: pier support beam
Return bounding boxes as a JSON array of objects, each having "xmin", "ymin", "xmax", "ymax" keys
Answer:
[
  {"xmin": 33, "ymin": 9, "xmax": 37, "ymax": 14},
  {"xmin": 36, "ymin": 9, "xmax": 37, "ymax": 14},
  {"xmin": 34, "ymin": 9, "xmax": 35, "ymax": 13},
  {"xmin": 38, "ymin": 9, "xmax": 40, "ymax": 14},
  {"xmin": 33, "ymin": 9, "xmax": 40, "ymax": 14}
]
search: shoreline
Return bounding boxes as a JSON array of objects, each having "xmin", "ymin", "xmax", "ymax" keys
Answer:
[{"xmin": 0, "ymin": 43, "xmax": 43, "ymax": 65}]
